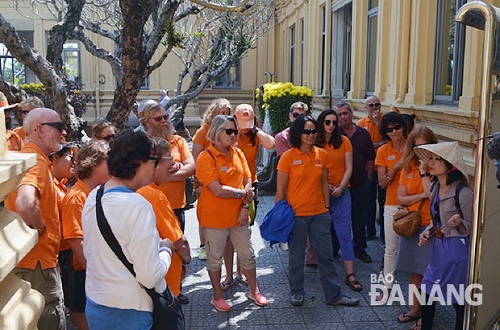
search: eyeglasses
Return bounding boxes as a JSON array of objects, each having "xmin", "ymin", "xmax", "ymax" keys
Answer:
[
  {"xmin": 302, "ymin": 128, "xmax": 318, "ymax": 135},
  {"xmin": 367, "ymin": 102, "xmax": 381, "ymax": 108},
  {"xmin": 41, "ymin": 122, "xmax": 64, "ymax": 133},
  {"xmin": 101, "ymin": 134, "xmax": 116, "ymax": 142},
  {"xmin": 162, "ymin": 156, "xmax": 174, "ymax": 163},
  {"xmin": 224, "ymin": 129, "xmax": 238, "ymax": 136},
  {"xmin": 148, "ymin": 156, "xmax": 160, "ymax": 167},
  {"xmin": 152, "ymin": 115, "xmax": 169, "ymax": 122},
  {"xmin": 386, "ymin": 125, "xmax": 402, "ymax": 133},
  {"xmin": 20, "ymin": 110, "xmax": 30, "ymax": 116},
  {"xmin": 291, "ymin": 112, "xmax": 303, "ymax": 118},
  {"xmin": 324, "ymin": 120, "xmax": 337, "ymax": 126}
]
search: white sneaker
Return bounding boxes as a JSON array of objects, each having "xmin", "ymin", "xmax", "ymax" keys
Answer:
[{"xmin": 198, "ymin": 246, "xmax": 207, "ymax": 260}]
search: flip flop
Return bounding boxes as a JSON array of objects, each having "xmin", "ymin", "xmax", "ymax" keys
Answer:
[
  {"xmin": 236, "ymin": 276, "xmax": 248, "ymax": 286},
  {"xmin": 221, "ymin": 280, "xmax": 235, "ymax": 291},
  {"xmin": 398, "ymin": 312, "xmax": 420, "ymax": 323}
]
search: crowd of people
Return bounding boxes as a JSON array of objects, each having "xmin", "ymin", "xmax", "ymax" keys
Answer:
[{"xmin": 1, "ymin": 91, "xmax": 473, "ymax": 330}]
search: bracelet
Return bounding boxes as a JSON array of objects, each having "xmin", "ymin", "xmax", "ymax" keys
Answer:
[
  {"xmin": 182, "ymin": 261, "xmax": 190, "ymax": 266},
  {"xmin": 242, "ymin": 203, "xmax": 250, "ymax": 209},
  {"xmin": 420, "ymin": 173, "xmax": 431, "ymax": 178},
  {"xmin": 386, "ymin": 174, "xmax": 392, "ymax": 180},
  {"xmin": 339, "ymin": 184, "xmax": 345, "ymax": 191},
  {"xmin": 236, "ymin": 190, "xmax": 242, "ymax": 198},
  {"xmin": 325, "ymin": 206, "xmax": 330, "ymax": 210}
]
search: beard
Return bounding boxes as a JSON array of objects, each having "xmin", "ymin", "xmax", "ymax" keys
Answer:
[{"xmin": 147, "ymin": 123, "xmax": 173, "ymax": 140}]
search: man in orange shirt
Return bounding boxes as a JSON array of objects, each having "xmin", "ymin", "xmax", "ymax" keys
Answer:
[
  {"xmin": 140, "ymin": 101, "xmax": 196, "ymax": 233},
  {"xmin": 357, "ymin": 96, "xmax": 386, "ymax": 241},
  {"xmin": 13, "ymin": 96, "xmax": 45, "ymax": 140},
  {"xmin": 137, "ymin": 138, "xmax": 191, "ymax": 303},
  {"xmin": 5, "ymin": 107, "xmax": 67, "ymax": 330}
]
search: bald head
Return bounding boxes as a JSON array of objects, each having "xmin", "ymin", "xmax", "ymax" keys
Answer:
[{"xmin": 24, "ymin": 108, "xmax": 60, "ymax": 136}]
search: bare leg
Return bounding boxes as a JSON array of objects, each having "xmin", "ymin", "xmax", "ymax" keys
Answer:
[
  {"xmin": 408, "ymin": 272, "xmax": 423, "ymax": 317},
  {"xmin": 208, "ymin": 269, "xmax": 224, "ymax": 300},
  {"xmin": 306, "ymin": 237, "xmax": 316, "ymax": 265},
  {"xmin": 223, "ymin": 238, "xmax": 235, "ymax": 284},
  {"xmin": 344, "ymin": 260, "xmax": 354, "ymax": 275},
  {"xmin": 70, "ymin": 312, "xmax": 89, "ymax": 330},
  {"xmin": 242, "ymin": 267, "xmax": 260, "ymax": 295}
]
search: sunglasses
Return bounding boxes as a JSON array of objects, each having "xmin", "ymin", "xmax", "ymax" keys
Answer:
[
  {"xmin": 20, "ymin": 110, "xmax": 30, "ymax": 115},
  {"xmin": 152, "ymin": 114, "xmax": 169, "ymax": 122},
  {"xmin": 386, "ymin": 125, "xmax": 402, "ymax": 133},
  {"xmin": 324, "ymin": 119, "xmax": 337, "ymax": 126},
  {"xmin": 302, "ymin": 128, "xmax": 318, "ymax": 135},
  {"xmin": 41, "ymin": 122, "xmax": 64, "ymax": 133},
  {"xmin": 367, "ymin": 102, "xmax": 381, "ymax": 108},
  {"xmin": 224, "ymin": 129, "xmax": 239, "ymax": 136},
  {"xmin": 148, "ymin": 156, "xmax": 160, "ymax": 167},
  {"xmin": 291, "ymin": 112, "xmax": 303, "ymax": 118},
  {"xmin": 101, "ymin": 134, "xmax": 116, "ymax": 142}
]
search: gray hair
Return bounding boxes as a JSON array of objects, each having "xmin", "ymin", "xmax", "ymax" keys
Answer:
[
  {"xmin": 207, "ymin": 115, "xmax": 238, "ymax": 144},
  {"xmin": 289, "ymin": 101, "xmax": 309, "ymax": 113},
  {"xmin": 335, "ymin": 101, "xmax": 352, "ymax": 112}
]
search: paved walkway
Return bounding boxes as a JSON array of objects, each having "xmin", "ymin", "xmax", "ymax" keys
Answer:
[{"xmin": 181, "ymin": 195, "xmax": 456, "ymax": 329}]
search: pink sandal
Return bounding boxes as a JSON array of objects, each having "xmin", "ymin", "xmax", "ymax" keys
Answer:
[
  {"xmin": 211, "ymin": 297, "xmax": 230, "ymax": 312},
  {"xmin": 248, "ymin": 292, "xmax": 268, "ymax": 307}
]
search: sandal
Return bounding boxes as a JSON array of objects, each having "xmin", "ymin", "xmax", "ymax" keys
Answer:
[
  {"xmin": 236, "ymin": 276, "xmax": 248, "ymax": 286},
  {"xmin": 345, "ymin": 273, "xmax": 362, "ymax": 291},
  {"xmin": 221, "ymin": 279, "xmax": 235, "ymax": 291},
  {"xmin": 211, "ymin": 297, "xmax": 230, "ymax": 312},
  {"xmin": 398, "ymin": 312, "xmax": 420, "ymax": 323},
  {"xmin": 411, "ymin": 318, "xmax": 422, "ymax": 330}
]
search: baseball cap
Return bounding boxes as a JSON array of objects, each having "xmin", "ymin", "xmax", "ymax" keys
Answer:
[{"xmin": 235, "ymin": 105, "xmax": 255, "ymax": 129}]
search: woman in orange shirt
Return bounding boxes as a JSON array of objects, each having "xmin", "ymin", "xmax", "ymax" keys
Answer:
[
  {"xmin": 192, "ymin": 98, "xmax": 231, "ymax": 260},
  {"xmin": 221, "ymin": 104, "xmax": 275, "ymax": 289},
  {"xmin": 395, "ymin": 126, "xmax": 437, "ymax": 324},
  {"xmin": 196, "ymin": 115, "xmax": 267, "ymax": 312},
  {"xmin": 316, "ymin": 109, "xmax": 361, "ymax": 292},
  {"xmin": 375, "ymin": 112, "xmax": 408, "ymax": 293},
  {"xmin": 276, "ymin": 115, "xmax": 359, "ymax": 307}
]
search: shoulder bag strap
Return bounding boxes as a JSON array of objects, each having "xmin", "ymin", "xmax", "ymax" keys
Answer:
[
  {"xmin": 416, "ymin": 198, "xmax": 425, "ymax": 211},
  {"xmin": 95, "ymin": 184, "xmax": 136, "ymax": 277}
]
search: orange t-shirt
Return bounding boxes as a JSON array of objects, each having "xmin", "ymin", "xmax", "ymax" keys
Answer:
[
  {"xmin": 5, "ymin": 142, "xmax": 61, "ymax": 270},
  {"xmin": 137, "ymin": 184, "xmax": 183, "ymax": 296},
  {"xmin": 236, "ymin": 134, "xmax": 260, "ymax": 182},
  {"xmin": 358, "ymin": 116, "xmax": 383, "ymax": 150},
  {"xmin": 54, "ymin": 178, "xmax": 70, "ymax": 252},
  {"xmin": 277, "ymin": 146, "xmax": 330, "ymax": 216},
  {"xmin": 157, "ymin": 135, "xmax": 194, "ymax": 209},
  {"xmin": 13, "ymin": 126, "xmax": 25, "ymax": 141},
  {"xmin": 192, "ymin": 125, "xmax": 211, "ymax": 150},
  {"xmin": 6, "ymin": 130, "xmax": 23, "ymax": 151},
  {"xmin": 375, "ymin": 141, "xmax": 403, "ymax": 206},
  {"xmin": 399, "ymin": 164, "xmax": 431, "ymax": 226},
  {"xmin": 61, "ymin": 179, "xmax": 90, "ymax": 270},
  {"xmin": 322, "ymin": 136, "xmax": 352, "ymax": 187},
  {"xmin": 196, "ymin": 145, "xmax": 251, "ymax": 228}
]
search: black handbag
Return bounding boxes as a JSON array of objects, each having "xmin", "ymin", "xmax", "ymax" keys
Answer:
[{"xmin": 95, "ymin": 184, "xmax": 185, "ymax": 330}]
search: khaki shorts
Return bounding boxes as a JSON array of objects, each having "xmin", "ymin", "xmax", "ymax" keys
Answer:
[
  {"xmin": 15, "ymin": 262, "xmax": 66, "ymax": 330},
  {"xmin": 205, "ymin": 225, "xmax": 256, "ymax": 272}
]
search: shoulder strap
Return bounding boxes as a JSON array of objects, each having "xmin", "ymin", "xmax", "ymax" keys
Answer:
[
  {"xmin": 454, "ymin": 182, "xmax": 467, "ymax": 219},
  {"xmin": 417, "ymin": 198, "xmax": 425, "ymax": 211},
  {"xmin": 95, "ymin": 184, "xmax": 136, "ymax": 277}
]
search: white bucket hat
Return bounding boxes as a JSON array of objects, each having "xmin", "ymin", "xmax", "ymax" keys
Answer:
[{"xmin": 413, "ymin": 141, "xmax": 468, "ymax": 182}]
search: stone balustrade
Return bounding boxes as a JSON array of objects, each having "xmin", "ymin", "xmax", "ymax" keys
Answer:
[{"xmin": 0, "ymin": 110, "xmax": 43, "ymax": 329}]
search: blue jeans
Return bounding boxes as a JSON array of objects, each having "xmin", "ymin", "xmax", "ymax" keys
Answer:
[
  {"xmin": 86, "ymin": 297, "xmax": 152, "ymax": 330},
  {"xmin": 329, "ymin": 189, "xmax": 354, "ymax": 261},
  {"xmin": 288, "ymin": 212, "xmax": 342, "ymax": 303}
]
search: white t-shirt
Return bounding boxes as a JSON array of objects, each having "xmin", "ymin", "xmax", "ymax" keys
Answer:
[{"xmin": 82, "ymin": 186, "xmax": 171, "ymax": 312}]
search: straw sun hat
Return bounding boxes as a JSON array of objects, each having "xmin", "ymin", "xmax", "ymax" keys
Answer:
[
  {"xmin": 0, "ymin": 92, "xmax": 18, "ymax": 110},
  {"xmin": 413, "ymin": 141, "xmax": 468, "ymax": 182}
]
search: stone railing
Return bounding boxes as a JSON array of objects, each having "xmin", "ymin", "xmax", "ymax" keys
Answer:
[{"xmin": 0, "ymin": 111, "xmax": 43, "ymax": 329}]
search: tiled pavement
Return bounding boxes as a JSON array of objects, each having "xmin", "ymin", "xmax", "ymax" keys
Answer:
[{"xmin": 181, "ymin": 195, "xmax": 457, "ymax": 329}]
